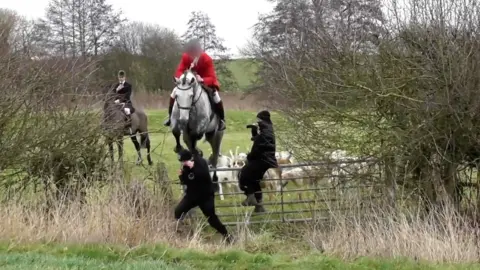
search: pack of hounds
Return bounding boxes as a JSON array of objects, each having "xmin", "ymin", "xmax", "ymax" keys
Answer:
[{"xmin": 211, "ymin": 148, "xmax": 377, "ymax": 201}]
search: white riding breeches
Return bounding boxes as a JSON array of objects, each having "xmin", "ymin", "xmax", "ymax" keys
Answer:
[
  {"xmin": 170, "ymin": 88, "xmax": 176, "ymax": 99},
  {"xmin": 124, "ymin": 107, "xmax": 131, "ymax": 115},
  {"xmin": 213, "ymin": 91, "xmax": 221, "ymax": 103}
]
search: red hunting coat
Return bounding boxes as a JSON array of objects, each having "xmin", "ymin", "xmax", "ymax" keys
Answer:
[{"xmin": 175, "ymin": 52, "xmax": 220, "ymax": 90}]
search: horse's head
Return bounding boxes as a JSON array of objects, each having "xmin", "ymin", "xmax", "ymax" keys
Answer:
[{"xmin": 173, "ymin": 70, "xmax": 199, "ymax": 126}]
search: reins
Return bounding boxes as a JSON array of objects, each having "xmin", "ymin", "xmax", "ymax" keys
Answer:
[{"xmin": 175, "ymin": 57, "xmax": 202, "ymax": 111}]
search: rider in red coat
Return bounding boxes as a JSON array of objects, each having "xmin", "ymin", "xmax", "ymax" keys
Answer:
[{"xmin": 164, "ymin": 39, "xmax": 226, "ymax": 131}]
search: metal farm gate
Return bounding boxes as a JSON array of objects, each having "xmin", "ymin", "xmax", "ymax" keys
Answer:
[{"xmin": 176, "ymin": 160, "xmax": 384, "ymax": 226}]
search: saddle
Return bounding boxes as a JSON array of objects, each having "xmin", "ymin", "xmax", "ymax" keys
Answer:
[
  {"xmin": 200, "ymin": 85, "xmax": 218, "ymax": 122},
  {"xmin": 200, "ymin": 84, "xmax": 216, "ymax": 112},
  {"xmin": 121, "ymin": 104, "xmax": 135, "ymax": 133}
]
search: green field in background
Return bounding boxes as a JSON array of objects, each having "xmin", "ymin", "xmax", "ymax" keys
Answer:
[{"xmin": 0, "ymin": 243, "xmax": 476, "ymax": 270}]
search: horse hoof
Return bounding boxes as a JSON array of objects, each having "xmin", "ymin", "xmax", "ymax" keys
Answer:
[
  {"xmin": 136, "ymin": 160, "xmax": 142, "ymax": 166},
  {"xmin": 174, "ymin": 146, "xmax": 184, "ymax": 153}
]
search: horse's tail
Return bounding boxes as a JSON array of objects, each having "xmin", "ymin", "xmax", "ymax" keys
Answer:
[{"xmin": 140, "ymin": 132, "xmax": 149, "ymax": 148}]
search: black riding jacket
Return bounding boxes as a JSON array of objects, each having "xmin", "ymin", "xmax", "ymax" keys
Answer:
[
  {"xmin": 247, "ymin": 120, "xmax": 278, "ymax": 168},
  {"xmin": 112, "ymin": 81, "xmax": 132, "ymax": 104},
  {"xmin": 179, "ymin": 155, "xmax": 214, "ymax": 198}
]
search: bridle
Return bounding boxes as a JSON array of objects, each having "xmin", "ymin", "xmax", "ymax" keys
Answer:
[
  {"xmin": 175, "ymin": 67, "xmax": 203, "ymax": 111},
  {"xmin": 175, "ymin": 83, "xmax": 203, "ymax": 111}
]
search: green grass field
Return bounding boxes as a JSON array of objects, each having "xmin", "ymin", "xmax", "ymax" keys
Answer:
[
  {"xmin": 120, "ymin": 109, "xmax": 380, "ymax": 225},
  {"xmin": 125, "ymin": 109, "xmax": 265, "ymax": 178},
  {"xmin": 226, "ymin": 58, "xmax": 259, "ymax": 90},
  {"xmin": 123, "ymin": 109, "xmax": 307, "ymax": 224},
  {"xmin": 1, "ymin": 243, "xmax": 477, "ymax": 270}
]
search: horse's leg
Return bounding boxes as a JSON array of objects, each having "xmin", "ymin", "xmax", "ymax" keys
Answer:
[
  {"xmin": 191, "ymin": 137, "xmax": 199, "ymax": 156},
  {"xmin": 141, "ymin": 133, "xmax": 153, "ymax": 166},
  {"xmin": 172, "ymin": 129, "xmax": 184, "ymax": 153},
  {"xmin": 130, "ymin": 133, "xmax": 142, "ymax": 165},
  {"xmin": 183, "ymin": 132, "xmax": 201, "ymax": 156},
  {"xmin": 117, "ymin": 137, "xmax": 124, "ymax": 165},
  {"xmin": 206, "ymin": 130, "xmax": 223, "ymax": 170}
]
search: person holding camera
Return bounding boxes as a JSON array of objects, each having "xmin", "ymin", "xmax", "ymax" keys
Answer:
[{"xmin": 239, "ymin": 110, "xmax": 278, "ymax": 213}]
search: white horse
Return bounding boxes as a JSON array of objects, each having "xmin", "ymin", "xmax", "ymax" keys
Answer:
[{"xmin": 169, "ymin": 70, "xmax": 224, "ymax": 184}]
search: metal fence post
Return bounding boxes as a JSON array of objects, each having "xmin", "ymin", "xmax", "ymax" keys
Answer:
[{"xmin": 280, "ymin": 174, "xmax": 285, "ymax": 223}]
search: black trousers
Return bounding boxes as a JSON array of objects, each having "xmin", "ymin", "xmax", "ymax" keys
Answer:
[
  {"xmin": 238, "ymin": 160, "xmax": 270, "ymax": 202},
  {"xmin": 174, "ymin": 194, "xmax": 228, "ymax": 236}
]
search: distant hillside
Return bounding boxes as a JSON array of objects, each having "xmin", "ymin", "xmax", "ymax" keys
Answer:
[{"xmin": 225, "ymin": 58, "xmax": 259, "ymax": 90}]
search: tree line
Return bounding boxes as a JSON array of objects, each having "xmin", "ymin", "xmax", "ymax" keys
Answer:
[
  {"xmin": 5, "ymin": 0, "xmax": 478, "ymax": 215},
  {"xmin": 247, "ymin": 0, "xmax": 480, "ymax": 212},
  {"xmin": 0, "ymin": 2, "xmax": 237, "ymax": 92}
]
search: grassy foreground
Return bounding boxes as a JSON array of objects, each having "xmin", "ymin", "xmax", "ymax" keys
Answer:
[{"xmin": 0, "ymin": 243, "xmax": 476, "ymax": 270}]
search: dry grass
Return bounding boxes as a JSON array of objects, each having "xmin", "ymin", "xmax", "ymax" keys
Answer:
[
  {"xmin": 308, "ymin": 208, "xmax": 480, "ymax": 263},
  {"xmin": 1, "ymin": 178, "xmax": 479, "ymax": 263},
  {"xmin": 0, "ymin": 178, "xmax": 284, "ymax": 254}
]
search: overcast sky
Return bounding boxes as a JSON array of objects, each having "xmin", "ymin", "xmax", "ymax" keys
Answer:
[{"xmin": 2, "ymin": 0, "xmax": 274, "ymax": 57}]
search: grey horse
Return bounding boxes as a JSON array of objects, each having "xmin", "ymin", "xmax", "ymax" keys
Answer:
[
  {"xmin": 169, "ymin": 70, "xmax": 223, "ymax": 182},
  {"xmin": 102, "ymin": 93, "xmax": 153, "ymax": 166}
]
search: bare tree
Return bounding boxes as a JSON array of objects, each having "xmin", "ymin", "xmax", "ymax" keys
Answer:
[
  {"xmin": 0, "ymin": 9, "xmax": 19, "ymax": 56},
  {"xmin": 182, "ymin": 11, "xmax": 237, "ymax": 90},
  {"xmin": 249, "ymin": 0, "xmax": 480, "ymax": 212},
  {"xmin": 43, "ymin": 0, "xmax": 124, "ymax": 58},
  {"xmin": 101, "ymin": 21, "xmax": 182, "ymax": 91}
]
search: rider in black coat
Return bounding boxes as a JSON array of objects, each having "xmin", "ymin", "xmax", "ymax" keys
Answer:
[
  {"xmin": 175, "ymin": 149, "xmax": 233, "ymax": 243},
  {"xmin": 111, "ymin": 70, "xmax": 135, "ymax": 127},
  {"xmin": 239, "ymin": 110, "xmax": 278, "ymax": 212}
]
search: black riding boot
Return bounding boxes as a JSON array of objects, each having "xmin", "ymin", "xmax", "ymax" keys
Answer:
[
  {"xmin": 241, "ymin": 194, "xmax": 258, "ymax": 206},
  {"xmin": 254, "ymin": 203, "xmax": 266, "ymax": 213},
  {"xmin": 216, "ymin": 101, "xmax": 226, "ymax": 131},
  {"xmin": 164, "ymin": 97, "xmax": 174, "ymax": 126}
]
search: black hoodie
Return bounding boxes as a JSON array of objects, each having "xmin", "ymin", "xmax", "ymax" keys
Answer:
[
  {"xmin": 179, "ymin": 155, "xmax": 214, "ymax": 197},
  {"xmin": 247, "ymin": 120, "xmax": 278, "ymax": 168}
]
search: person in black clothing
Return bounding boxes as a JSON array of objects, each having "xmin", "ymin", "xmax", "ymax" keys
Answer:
[
  {"xmin": 239, "ymin": 110, "xmax": 278, "ymax": 213},
  {"xmin": 174, "ymin": 149, "xmax": 233, "ymax": 243},
  {"xmin": 112, "ymin": 70, "xmax": 135, "ymax": 127}
]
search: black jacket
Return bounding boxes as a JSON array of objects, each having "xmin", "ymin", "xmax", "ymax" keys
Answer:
[
  {"xmin": 112, "ymin": 81, "xmax": 132, "ymax": 104},
  {"xmin": 247, "ymin": 120, "xmax": 278, "ymax": 168},
  {"xmin": 179, "ymin": 155, "xmax": 214, "ymax": 197}
]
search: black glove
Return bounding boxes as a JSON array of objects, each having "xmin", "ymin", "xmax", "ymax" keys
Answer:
[{"xmin": 247, "ymin": 124, "xmax": 259, "ymax": 138}]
